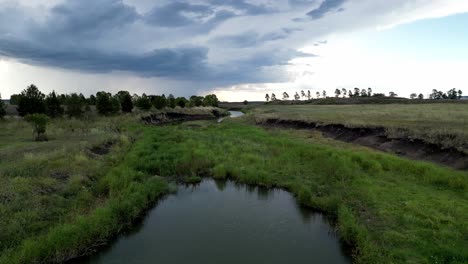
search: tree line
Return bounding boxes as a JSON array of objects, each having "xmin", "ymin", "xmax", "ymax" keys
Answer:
[
  {"xmin": 4, "ymin": 84, "xmax": 219, "ymax": 118},
  {"xmin": 265, "ymin": 88, "xmax": 463, "ymax": 101},
  {"xmin": 1, "ymin": 84, "xmax": 219, "ymax": 141}
]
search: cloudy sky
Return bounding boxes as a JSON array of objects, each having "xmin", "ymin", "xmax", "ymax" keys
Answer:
[{"xmin": 0, "ymin": 0, "xmax": 467, "ymax": 101}]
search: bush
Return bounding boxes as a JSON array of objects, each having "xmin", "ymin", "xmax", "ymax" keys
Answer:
[
  {"xmin": 176, "ymin": 97, "xmax": 188, "ymax": 108},
  {"xmin": 25, "ymin": 114, "xmax": 49, "ymax": 141},
  {"xmin": 203, "ymin": 94, "xmax": 219, "ymax": 107},
  {"xmin": 152, "ymin": 95, "xmax": 167, "ymax": 110},
  {"xmin": 135, "ymin": 94, "xmax": 152, "ymax": 111}
]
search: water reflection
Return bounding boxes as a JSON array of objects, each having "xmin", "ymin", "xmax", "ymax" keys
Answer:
[{"xmin": 73, "ymin": 179, "xmax": 351, "ymax": 264}]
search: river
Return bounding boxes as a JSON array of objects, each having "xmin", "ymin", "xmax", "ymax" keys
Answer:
[{"xmin": 74, "ymin": 179, "xmax": 351, "ymax": 264}]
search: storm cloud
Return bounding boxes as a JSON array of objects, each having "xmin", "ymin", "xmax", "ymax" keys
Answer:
[{"xmin": 1, "ymin": 0, "xmax": 467, "ymax": 97}]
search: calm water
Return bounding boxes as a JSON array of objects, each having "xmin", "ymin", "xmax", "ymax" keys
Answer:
[
  {"xmin": 218, "ymin": 110, "xmax": 244, "ymax": 122},
  {"xmin": 75, "ymin": 179, "xmax": 350, "ymax": 264}
]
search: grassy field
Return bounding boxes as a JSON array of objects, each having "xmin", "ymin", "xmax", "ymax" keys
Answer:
[
  {"xmin": 1, "ymin": 113, "xmax": 467, "ymax": 263},
  {"xmin": 254, "ymin": 103, "xmax": 468, "ymax": 153}
]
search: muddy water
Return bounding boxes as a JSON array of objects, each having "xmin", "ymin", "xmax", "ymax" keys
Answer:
[{"xmin": 75, "ymin": 179, "xmax": 351, "ymax": 264}]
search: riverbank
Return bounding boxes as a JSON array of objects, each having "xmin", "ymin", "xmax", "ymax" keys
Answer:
[{"xmin": 1, "ymin": 117, "xmax": 467, "ymax": 263}]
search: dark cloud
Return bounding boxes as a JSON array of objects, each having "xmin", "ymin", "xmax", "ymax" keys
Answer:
[
  {"xmin": 42, "ymin": 0, "xmax": 140, "ymax": 39},
  {"xmin": 0, "ymin": 37, "xmax": 209, "ymax": 78},
  {"xmin": 0, "ymin": 0, "xmax": 327, "ymax": 88},
  {"xmin": 307, "ymin": 0, "xmax": 347, "ymax": 19},
  {"xmin": 144, "ymin": 2, "xmax": 213, "ymax": 27}
]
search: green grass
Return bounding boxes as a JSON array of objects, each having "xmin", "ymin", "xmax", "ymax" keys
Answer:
[
  {"xmin": 0, "ymin": 115, "xmax": 171, "ymax": 263},
  {"xmin": 1, "ymin": 116, "xmax": 467, "ymax": 263},
  {"xmin": 254, "ymin": 103, "xmax": 468, "ymax": 153},
  {"xmin": 119, "ymin": 120, "xmax": 467, "ymax": 263}
]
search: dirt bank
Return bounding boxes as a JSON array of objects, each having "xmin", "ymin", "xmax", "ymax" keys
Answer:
[{"xmin": 259, "ymin": 118, "xmax": 468, "ymax": 170}]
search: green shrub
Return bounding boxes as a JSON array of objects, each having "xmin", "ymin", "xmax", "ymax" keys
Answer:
[{"xmin": 25, "ymin": 114, "xmax": 49, "ymax": 141}]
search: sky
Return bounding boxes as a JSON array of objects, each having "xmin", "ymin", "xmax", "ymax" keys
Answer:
[{"xmin": 0, "ymin": 0, "xmax": 467, "ymax": 101}]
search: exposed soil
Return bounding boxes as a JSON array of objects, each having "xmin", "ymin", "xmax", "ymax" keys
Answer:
[
  {"xmin": 142, "ymin": 110, "xmax": 223, "ymax": 125},
  {"xmin": 259, "ymin": 118, "xmax": 468, "ymax": 170}
]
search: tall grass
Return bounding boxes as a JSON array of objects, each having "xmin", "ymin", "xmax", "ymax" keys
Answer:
[
  {"xmin": 1, "ymin": 117, "xmax": 466, "ymax": 263},
  {"xmin": 254, "ymin": 103, "xmax": 468, "ymax": 153},
  {"xmin": 122, "ymin": 121, "xmax": 467, "ymax": 263}
]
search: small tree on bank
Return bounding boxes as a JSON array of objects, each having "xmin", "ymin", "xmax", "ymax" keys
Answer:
[
  {"xmin": 410, "ymin": 93, "xmax": 417, "ymax": 99},
  {"xmin": 25, "ymin": 114, "xmax": 49, "ymax": 141},
  {"xmin": 265, "ymin": 94, "xmax": 270, "ymax": 102}
]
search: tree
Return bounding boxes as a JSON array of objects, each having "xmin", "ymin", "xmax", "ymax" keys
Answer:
[
  {"xmin": 447, "ymin": 88, "xmax": 458, "ymax": 99},
  {"xmin": 301, "ymin": 90, "xmax": 306, "ymax": 99},
  {"xmin": 307, "ymin": 90, "xmax": 311, "ymax": 100},
  {"xmin": 203, "ymin": 94, "xmax": 219, "ymax": 107},
  {"xmin": 111, "ymin": 95, "xmax": 121, "ymax": 114},
  {"xmin": 136, "ymin": 94, "xmax": 152, "ymax": 111},
  {"xmin": 335, "ymin": 89, "xmax": 341, "ymax": 98},
  {"xmin": 294, "ymin": 92, "xmax": 300, "ymax": 101},
  {"xmin": 9, "ymin": 94, "xmax": 20, "ymax": 105},
  {"xmin": 96, "ymin": 92, "xmax": 114, "ymax": 115},
  {"xmin": 282, "ymin": 92, "xmax": 289, "ymax": 100},
  {"xmin": 176, "ymin": 97, "xmax": 188, "ymax": 108},
  {"xmin": 17, "ymin": 84, "xmax": 46, "ymax": 116},
  {"xmin": 153, "ymin": 95, "xmax": 168, "ymax": 109},
  {"xmin": 341, "ymin": 88, "xmax": 347, "ymax": 98},
  {"xmin": 389, "ymin": 91, "xmax": 397, "ymax": 97},
  {"xmin": 353, "ymin": 88, "xmax": 360, "ymax": 97},
  {"xmin": 367, "ymin": 87, "xmax": 373, "ymax": 97},
  {"xmin": 458, "ymin": 90, "xmax": 463, "ymax": 99},
  {"xmin": 243, "ymin": 100, "xmax": 248, "ymax": 105},
  {"xmin": 418, "ymin": 93, "xmax": 424, "ymax": 100},
  {"xmin": 360, "ymin": 89, "xmax": 368, "ymax": 97},
  {"xmin": 316, "ymin": 91, "xmax": 320, "ymax": 99},
  {"xmin": 117, "ymin": 91, "xmax": 133, "ymax": 113},
  {"xmin": 45, "ymin": 91, "xmax": 64, "ymax": 118},
  {"xmin": 348, "ymin": 90, "xmax": 353, "ymax": 98},
  {"xmin": 410, "ymin": 93, "xmax": 417, "ymax": 99},
  {"xmin": 271, "ymin": 93, "xmax": 277, "ymax": 101},
  {"xmin": 430, "ymin": 89, "xmax": 445, "ymax": 100},
  {"xmin": 322, "ymin": 90, "xmax": 327, "ymax": 98},
  {"xmin": 265, "ymin": 94, "xmax": 270, "ymax": 102},
  {"xmin": 167, "ymin": 94, "xmax": 176, "ymax": 108},
  {"xmin": 88, "ymin": 95, "xmax": 97, "ymax": 105},
  {"xmin": 0, "ymin": 94, "xmax": 6, "ymax": 119},
  {"xmin": 25, "ymin": 114, "xmax": 49, "ymax": 141},
  {"xmin": 65, "ymin": 93, "xmax": 85, "ymax": 118}
]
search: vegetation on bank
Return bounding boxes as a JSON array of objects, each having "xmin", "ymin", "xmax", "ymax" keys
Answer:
[
  {"xmin": 7, "ymin": 84, "xmax": 220, "ymax": 118},
  {"xmin": 0, "ymin": 114, "xmax": 466, "ymax": 263},
  {"xmin": 0, "ymin": 115, "xmax": 171, "ymax": 263},
  {"xmin": 254, "ymin": 103, "xmax": 468, "ymax": 154}
]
